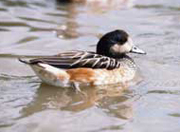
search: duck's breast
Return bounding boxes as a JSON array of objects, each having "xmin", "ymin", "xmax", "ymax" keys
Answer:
[{"xmin": 92, "ymin": 66, "xmax": 136, "ymax": 85}]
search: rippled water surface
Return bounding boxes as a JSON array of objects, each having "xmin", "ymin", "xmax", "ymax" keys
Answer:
[{"xmin": 0, "ymin": 0, "xmax": 180, "ymax": 132}]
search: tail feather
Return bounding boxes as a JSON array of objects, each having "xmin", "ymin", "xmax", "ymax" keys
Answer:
[{"xmin": 18, "ymin": 58, "xmax": 31, "ymax": 64}]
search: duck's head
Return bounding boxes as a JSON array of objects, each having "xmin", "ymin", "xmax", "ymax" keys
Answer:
[{"xmin": 96, "ymin": 30, "xmax": 146, "ymax": 58}]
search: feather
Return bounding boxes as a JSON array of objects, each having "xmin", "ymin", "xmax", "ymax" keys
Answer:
[{"xmin": 28, "ymin": 51, "xmax": 121, "ymax": 70}]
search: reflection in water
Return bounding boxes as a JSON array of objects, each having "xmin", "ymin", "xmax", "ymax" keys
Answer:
[
  {"xmin": 21, "ymin": 83, "xmax": 133, "ymax": 120},
  {"xmin": 55, "ymin": 0, "xmax": 135, "ymax": 39},
  {"xmin": 85, "ymin": 0, "xmax": 135, "ymax": 12},
  {"xmin": 57, "ymin": 0, "xmax": 134, "ymax": 10},
  {"xmin": 55, "ymin": 2, "xmax": 80, "ymax": 39}
]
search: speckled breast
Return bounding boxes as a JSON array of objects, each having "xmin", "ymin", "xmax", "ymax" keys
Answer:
[{"xmin": 93, "ymin": 58, "xmax": 137, "ymax": 85}]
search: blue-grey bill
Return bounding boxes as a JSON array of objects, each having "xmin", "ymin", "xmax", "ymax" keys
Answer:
[{"xmin": 130, "ymin": 46, "xmax": 146, "ymax": 54}]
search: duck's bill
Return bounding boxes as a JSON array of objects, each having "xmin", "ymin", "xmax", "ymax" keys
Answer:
[{"xmin": 130, "ymin": 46, "xmax": 146, "ymax": 54}]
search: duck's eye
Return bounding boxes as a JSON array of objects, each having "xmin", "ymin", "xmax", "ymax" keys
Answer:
[{"xmin": 133, "ymin": 47, "xmax": 137, "ymax": 50}]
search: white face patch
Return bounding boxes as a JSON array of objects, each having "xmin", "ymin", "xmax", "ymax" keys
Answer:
[{"xmin": 110, "ymin": 37, "xmax": 134, "ymax": 54}]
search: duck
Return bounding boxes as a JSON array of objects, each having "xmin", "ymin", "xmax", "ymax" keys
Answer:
[{"xmin": 19, "ymin": 30, "xmax": 146, "ymax": 90}]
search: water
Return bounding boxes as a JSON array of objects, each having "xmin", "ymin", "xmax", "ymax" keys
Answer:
[{"xmin": 0, "ymin": 0, "xmax": 180, "ymax": 131}]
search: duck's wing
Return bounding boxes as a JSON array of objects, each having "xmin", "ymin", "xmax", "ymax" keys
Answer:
[{"xmin": 29, "ymin": 51, "xmax": 121, "ymax": 70}]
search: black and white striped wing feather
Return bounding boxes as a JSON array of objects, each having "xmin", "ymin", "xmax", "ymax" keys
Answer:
[{"xmin": 29, "ymin": 51, "xmax": 121, "ymax": 70}]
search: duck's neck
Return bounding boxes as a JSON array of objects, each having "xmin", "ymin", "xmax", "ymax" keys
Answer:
[
  {"xmin": 117, "ymin": 54, "xmax": 136, "ymax": 69},
  {"xmin": 108, "ymin": 53, "xmax": 129, "ymax": 59}
]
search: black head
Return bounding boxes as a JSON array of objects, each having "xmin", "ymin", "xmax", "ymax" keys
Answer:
[{"xmin": 96, "ymin": 30, "xmax": 146, "ymax": 58}]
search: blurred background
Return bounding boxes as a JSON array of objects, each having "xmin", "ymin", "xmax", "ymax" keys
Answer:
[{"xmin": 0, "ymin": 0, "xmax": 180, "ymax": 132}]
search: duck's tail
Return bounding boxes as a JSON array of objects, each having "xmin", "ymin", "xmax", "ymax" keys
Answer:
[{"xmin": 18, "ymin": 58, "xmax": 31, "ymax": 64}]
